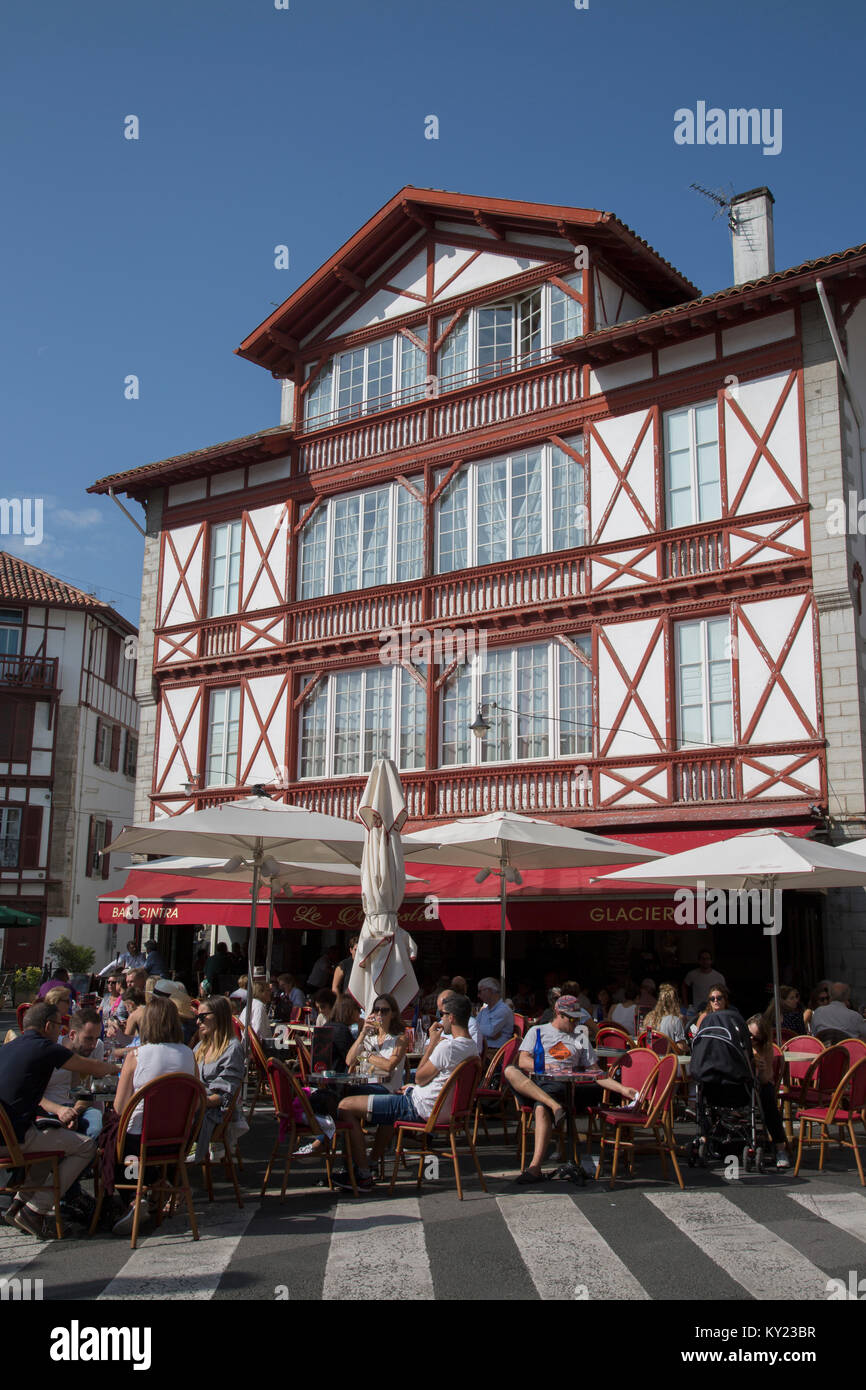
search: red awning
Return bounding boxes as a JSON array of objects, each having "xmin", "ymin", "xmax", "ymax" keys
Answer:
[{"xmin": 99, "ymin": 822, "xmax": 817, "ymax": 932}]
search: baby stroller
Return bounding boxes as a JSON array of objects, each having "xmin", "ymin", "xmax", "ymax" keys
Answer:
[{"xmin": 687, "ymin": 1010, "xmax": 769, "ymax": 1172}]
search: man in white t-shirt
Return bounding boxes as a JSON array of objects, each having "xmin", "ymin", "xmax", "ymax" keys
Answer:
[
  {"xmin": 336, "ymin": 991, "xmax": 478, "ymax": 1191},
  {"xmin": 505, "ymin": 996, "xmax": 639, "ymax": 1184},
  {"xmin": 681, "ymin": 951, "xmax": 726, "ymax": 1011},
  {"xmin": 39, "ymin": 1008, "xmax": 106, "ymax": 1139}
]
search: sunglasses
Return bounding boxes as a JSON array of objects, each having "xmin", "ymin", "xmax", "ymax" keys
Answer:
[{"xmin": 709, "ymin": 996, "xmax": 725, "ymax": 1002}]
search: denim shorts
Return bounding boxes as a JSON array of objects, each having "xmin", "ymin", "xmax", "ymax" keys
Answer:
[{"xmin": 366, "ymin": 1090, "xmax": 420, "ymax": 1124}]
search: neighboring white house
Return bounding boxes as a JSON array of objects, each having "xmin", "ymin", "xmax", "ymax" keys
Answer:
[{"xmin": 0, "ymin": 552, "xmax": 139, "ymax": 969}]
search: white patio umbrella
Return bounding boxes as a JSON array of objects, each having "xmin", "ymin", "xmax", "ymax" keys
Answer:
[
  {"xmin": 595, "ymin": 827, "xmax": 866, "ymax": 1043},
  {"xmin": 348, "ymin": 759, "xmax": 420, "ymax": 1013},
  {"xmin": 105, "ymin": 796, "xmax": 370, "ymax": 1050},
  {"xmin": 401, "ymin": 810, "xmax": 664, "ymax": 993}
]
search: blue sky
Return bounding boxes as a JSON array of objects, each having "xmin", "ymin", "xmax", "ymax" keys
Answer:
[{"xmin": 2, "ymin": 0, "xmax": 863, "ymax": 624}]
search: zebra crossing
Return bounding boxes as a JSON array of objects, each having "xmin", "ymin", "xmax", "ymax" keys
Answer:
[{"xmin": 3, "ymin": 1180, "xmax": 865, "ymax": 1302}]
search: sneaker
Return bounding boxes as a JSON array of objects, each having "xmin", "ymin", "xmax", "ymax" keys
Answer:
[
  {"xmin": 775, "ymin": 1152, "xmax": 791, "ymax": 1170},
  {"xmin": 292, "ymin": 1142, "xmax": 318, "ymax": 1157},
  {"xmin": 2, "ymin": 1199, "xmax": 23, "ymax": 1230},
  {"xmin": 60, "ymin": 1193, "xmax": 96, "ymax": 1225},
  {"xmin": 112, "ymin": 1202, "xmax": 149, "ymax": 1237},
  {"xmin": 333, "ymin": 1169, "xmax": 372, "ymax": 1192},
  {"xmin": 13, "ymin": 1204, "xmax": 45, "ymax": 1239},
  {"xmin": 515, "ymin": 1168, "xmax": 546, "ymax": 1185}
]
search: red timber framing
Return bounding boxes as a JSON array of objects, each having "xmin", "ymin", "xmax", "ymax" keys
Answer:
[{"xmin": 87, "ymin": 191, "xmax": 866, "ymax": 842}]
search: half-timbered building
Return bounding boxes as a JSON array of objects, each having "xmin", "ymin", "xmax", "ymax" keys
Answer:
[
  {"xmin": 0, "ymin": 553, "xmax": 139, "ymax": 968},
  {"xmin": 90, "ymin": 187, "xmax": 866, "ymax": 996}
]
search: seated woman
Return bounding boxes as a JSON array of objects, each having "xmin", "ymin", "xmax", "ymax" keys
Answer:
[
  {"xmin": 111, "ymin": 995, "xmax": 198, "ymax": 1235},
  {"xmin": 345, "ymin": 993, "xmax": 409, "ymax": 1168},
  {"xmin": 747, "ymin": 1014, "xmax": 791, "ymax": 1169},
  {"xmin": 694, "ymin": 985, "xmax": 733, "ymax": 1034},
  {"xmin": 804, "ymin": 981, "xmax": 831, "ymax": 1034},
  {"xmin": 239, "ymin": 981, "xmax": 273, "ymax": 1040},
  {"xmin": 192, "ymin": 995, "xmax": 246, "ymax": 1162},
  {"xmin": 313, "ymin": 988, "xmax": 337, "ymax": 1026},
  {"xmin": 328, "ymin": 994, "xmax": 362, "ymax": 1072},
  {"xmin": 592, "ymin": 987, "xmax": 612, "ymax": 1024},
  {"xmin": 608, "ymin": 982, "xmax": 639, "ymax": 1036},
  {"xmin": 764, "ymin": 985, "xmax": 807, "ymax": 1039},
  {"xmin": 642, "ymin": 983, "xmax": 687, "ymax": 1054}
]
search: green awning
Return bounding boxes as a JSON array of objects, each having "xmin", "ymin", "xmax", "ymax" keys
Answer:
[{"xmin": 0, "ymin": 904, "xmax": 41, "ymax": 926}]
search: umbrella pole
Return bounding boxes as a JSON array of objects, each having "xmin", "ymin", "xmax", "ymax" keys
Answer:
[
  {"xmin": 769, "ymin": 877, "xmax": 783, "ymax": 1049},
  {"xmin": 265, "ymin": 883, "xmax": 275, "ymax": 980},
  {"xmin": 499, "ymin": 854, "xmax": 507, "ymax": 998},
  {"xmin": 245, "ymin": 846, "xmax": 262, "ymax": 1068}
]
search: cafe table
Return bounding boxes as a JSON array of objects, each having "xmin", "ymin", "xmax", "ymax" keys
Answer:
[{"xmin": 529, "ymin": 1065, "xmax": 608, "ymax": 1164}]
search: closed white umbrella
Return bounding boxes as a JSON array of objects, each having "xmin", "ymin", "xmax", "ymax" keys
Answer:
[
  {"xmin": 348, "ymin": 759, "xmax": 420, "ymax": 1013},
  {"xmin": 402, "ymin": 810, "xmax": 664, "ymax": 993},
  {"xmin": 595, "ymin": 827, "xmax": 866, "ymax": 1042}
]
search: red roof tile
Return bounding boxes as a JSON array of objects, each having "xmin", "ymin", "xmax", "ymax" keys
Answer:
[{"xmin": 0, "ymin": 551, "xmax": 136, "ymax": 631}]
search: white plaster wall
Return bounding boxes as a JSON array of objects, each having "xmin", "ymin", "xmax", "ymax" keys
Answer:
[
  {"xmin": 721, "ymin": 310, "xmax": 796, "ymax": 356},
  {"xmin": 155, "ymin": 687, "xmax": 201, "ymax": 793},
  {"xmin": 598, "ymin": 618, "xmax": 666, "ymax": 755},
  {"xmin": 239, "ymin": 674, "xmax": 287, "ymax": 784},
  {"xmin": 590, "ymin": 410, "xmax": 657, "ymax": 543},
  {"xmin": 724, "ymin": 371, "xmax": 803, "ymax": 514},
  {"xmin": 242, "ymin": 504, "xmax": 287, "ymax": 610},
  {"xmin": 735, "ymin": 594, "xmax": 818, "ymax": 743},
  {"xmin": 159, "ymin": 524, "xmax": 203, "ymax": 625}
]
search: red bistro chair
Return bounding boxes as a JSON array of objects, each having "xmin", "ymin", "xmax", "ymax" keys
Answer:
[
  {"xmin": 779, "ymin": 1036, "xmax": 824, "ymax": 1140},
  {"xmin": 260, "ymin": 1058, "xmax": 358, "ymax": 1200},
  {"xmin": 512, "ymin": 1014, "xmax": 529, "ymax": 1038},
  {"xmin": 472, "ymin": 1035, "xmax": 521, "ymax": 1144},
  {"xmin": 596, "ymin": 1026, "xmax": 633, "ymax": 1052},
  {"xmin": 793, "ymin": 1055, "xmax": 866, "ymax": 1185},
  {"xmin": 637, "ymin": 1029, "xmax": 673, "ymax": 1056},
  {"xmin": 89, "ymin": 1073, "xmax": 206, "ymax": 1249},
  {"xmin": 839, "ymin": 1038, "xmax": 866, "ymax": 1070},
  {"xmin": 231, "ymin": 1016, "xmax": 244, "ymax": 1040},
  {"xmin": 0, "ymin": 1102, "xmax": 66, "ymax": 1240},
  {"xmin": 16, "ymin": 1003, "xmax": 30, "ymax": 1032},
  {"xmin": 388, "ymin": 1056, "xmax": 485, "ymax": 1201},
  {"xmin": 594, "ymin": 1054, "xmax": 683, "ymax": 1190},
  {"xmin": 199, "ymin": 1087, "xmax": 244, "ymax": 1209},
  {"xmin": 586, "ymin": 1046, "xmax": 662, "ymax": 1154},
  {"xmin": 246, "ymin": 1028, "xmax": 271, "ymax": 1122}
]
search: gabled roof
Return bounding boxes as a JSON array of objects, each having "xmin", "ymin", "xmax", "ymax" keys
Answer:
[
  {"xmin": 88, "ymin": 426, "xmax": 291, "ymax": 501},
  {"xmin": 236, "ymin": 186, "xmax": 701, "ymax": 375},
  {"xmin": 0, "ymin": 551, "xmax": 136, "ymax": 632}
]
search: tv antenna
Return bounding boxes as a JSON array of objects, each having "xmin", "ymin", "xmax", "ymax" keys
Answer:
[{"xmin": 690, "ymin": 182, "xmax": 737, "ymax": 231}]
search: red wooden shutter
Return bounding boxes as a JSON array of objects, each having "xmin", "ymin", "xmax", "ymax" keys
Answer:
[
  {"xmin": 19, "ymin": 805, "xmax": 43, "ymax": 868},
  {"xmin": 85, "ymin": 815, "xmax": 96, "ymax": 878},
  {"xmin": 94, "ymin": 718, "xmax": 104, "ymax": 764},
  {"xmin": 105, "ymin": 631, "xmax": 121, "ymax": 686},
  {"xmin": 101, "ymin": 819, "xmax": 112, "ymax": 878},
  {"xmin": 11, "ymin": 702, "xmax": 34, "ymax": 762},
  {"xmin": 110, "ymin": 725, "xmax": 120, "ymax": 772}
]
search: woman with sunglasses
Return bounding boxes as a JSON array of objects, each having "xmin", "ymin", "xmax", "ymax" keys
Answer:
[
  {"xmin": 694, "ymin": 985, "xmax": 732, "ymax": 1033},
  {"xmin": 192, "ymin": 996, "xmax": 246, "ymax": 1162},
  {"xmin": 346, "ymin": 994, "xmax": 409, "ymax": 1093}
]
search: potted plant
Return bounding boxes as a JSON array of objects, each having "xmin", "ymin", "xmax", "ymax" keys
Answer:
[{"xmin": 13, "ymin": 965, "xmax": 43, "ymax": 1004}]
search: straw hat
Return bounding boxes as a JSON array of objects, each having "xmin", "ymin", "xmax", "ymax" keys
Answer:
[{"xmin": 153, "ymin": 977, "xmax": 196, "ymax": 1020}]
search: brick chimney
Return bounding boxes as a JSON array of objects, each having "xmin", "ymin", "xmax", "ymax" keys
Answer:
[{"xmin": 731, "ymin": 187, "xmax": 775, "ymax": 285}]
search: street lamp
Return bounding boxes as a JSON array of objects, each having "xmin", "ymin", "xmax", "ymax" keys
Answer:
[
  {"xmin": 182, "ymin": 773, "xmax": 201, "ymax": 797},
  {"xmin": 470, "ymin": 704, "xmax": 491, "ymax": 740}
]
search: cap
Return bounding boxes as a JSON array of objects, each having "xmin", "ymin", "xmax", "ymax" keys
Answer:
[{"xmin": 555, "ymin": 995, "xmax": 584, "ymax": 1019}]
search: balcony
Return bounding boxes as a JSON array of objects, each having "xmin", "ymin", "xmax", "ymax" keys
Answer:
[
  {"xmin": 0, "ymin": 654, "xmax": 58, "ymax": 692},
  {"xmin": 165, "ymin": 741, "xmax": 823, "ymax": 826},
  {"xmin": 297, "ymin": 358, "xmax": 582, "ymax": 473}
]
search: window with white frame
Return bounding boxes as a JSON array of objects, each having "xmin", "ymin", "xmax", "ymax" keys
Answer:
[
  {"xmin": 0, "ymin": 806, "xmax": 22, "ymax": 868},
  {"xmin": 436, "ymin": 438, "xmax": 585, "ymax": 574},
  {"xmin": 299, "ymin": 481, "xmax": 424, "ymax": 599},
  {"xmin": 441, "ymin": 637, "xmax": 592, "ymax": 767},
  {"xmin": 437, "ymin": 274, "xmax": 584, "ymax": 389},
  {"xmin": 675, "ymin": 617, "xmax": 733, "ymax": 748},
  {"xmin": 0, "ymin": 610, "xmax": 22, "ymax": 657},
  {"xmin": 208, "ymin": 521, "xmax": 242, "ymax": 617},
  {"xmin": 304, "ymin": 330, "xmax": 428, "ymax": 429},
  {"xmin": 664, "ymin": 401, "xmax": 721, "ymax": 528},
  {"xmin": 299, "ymin": 666, "xmax": 426, "ymax": 779},
  {"xmin": 206, "ymin": 687, "xmax": 241, "ymax": 786}
]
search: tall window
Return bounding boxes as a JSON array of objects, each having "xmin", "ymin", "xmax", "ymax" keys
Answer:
[
  {"xmin": 299, "ymin": 666, "xmax": 426, "ymax": 779},
  {"xmin": 299, "ymin": 481, "xmax": 424, "ymax": 599},
  {"xmin": 675, "ymin": 618, "xmax": 732, "ymax": 747},
  {"xmin": 436, "ymin": 439, "xmax": 585, "ymax": 574},
  {"xmin": 664, "ymin": 401, "xmax": 721, "ymax": 528},
  {"xmin": 441, "ymin": 637, "xmax": 592, "ymax": 766},
  {"xmin": 304, "ymin": 333, "xmax": 428, "ymax": 428},
  {"xmin": 206, "ymin": 687, "xmax": 241, "ymax": 786},
  {"xmin": 0, "ymin": 609, "xmax": 22, "ymax": 656},
  {"xmin": 436, "ymin": 274, "xmax": 584, "ymax": 389},
  {"xmin": 208, "ymin": 521, "xmax": 242, "ymax": 617},
  {"xmin": 0, "ymin": 807, "xmax": 21, "ymax": 868}
]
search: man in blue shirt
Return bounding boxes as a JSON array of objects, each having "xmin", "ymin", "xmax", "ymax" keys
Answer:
[
  {"xmin": 143, "ymin": 940, "xmax": 166, "ymax": 976},
  {"xmin": 97, "ymin": 940, "xmax": 146, "ymax": 977},
  {"xmin": 470, "ymin": 978, "xmax": 515, "ymax": 1051}
]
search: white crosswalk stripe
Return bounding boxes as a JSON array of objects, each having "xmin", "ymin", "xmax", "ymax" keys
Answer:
[
  {"xmin": 788, "ymin": 1191, "xmax": 866, "ymax": 1244},
  {"xmin": 0, "ymin": 1227, "xmax": 48, "ymax": 1284},
  {"xmin": 497, "ymin": 1193, "xmax": 650, "ymax": 1300},
  {"xmin": 646, "ymin": 1191, "xmax": 832, "ymax": 1300},
  {"xmin": 97, "ymin": 1205, "xmax": 255, "ymax": 1301},
  {"xmin": 321, "ymin": 1197, "xmax": 434, "ymax": 1301}
]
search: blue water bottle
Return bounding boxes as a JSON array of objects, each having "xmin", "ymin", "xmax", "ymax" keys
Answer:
[{"xmin": 533, "ymin": 1028, "xmax": 545, "ymax": 1076}]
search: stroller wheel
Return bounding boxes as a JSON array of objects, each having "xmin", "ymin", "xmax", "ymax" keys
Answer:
[
  {"xmin": 741, "ymin": 1144, "xmax": 752, "ymax": 1173},
  {"xmin": 755, "ymin": 1147, "xmax": 764, "ymax": 1172}
]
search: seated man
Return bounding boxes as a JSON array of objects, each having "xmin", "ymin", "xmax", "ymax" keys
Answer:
[
  {"xmin": 40, "ymin": 1008, "xmax": 106, "ymax": 1139},
  {"xmin": 810, "ymin": 982, "xmax": 866, "ymax": 1040},
  {"xmin": 0, "ymin": 1002, "xmax": 121, "ymax": 1237},
  {"xmin": 470, "ymin": 977, "xmax": 515, "ymax": 1052},
  {"xmin": 505, "ymin": 995, "xmax": 638, "ymax": 1185},
  {"xmin": 337, "ymin": 990, "xmax": 478, "ymax": 1191},
  {"xmin": 98, "ymin": 939, "xmax": 146, "ymax": 977}
]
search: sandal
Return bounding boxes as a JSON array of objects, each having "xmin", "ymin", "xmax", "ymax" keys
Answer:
[
  {"xmin": 551, "ymin": 1106, "xmax": 566, "ymax": 1129},
  {"xmin": 516, "ymin": 1168, "xmax": 546, "ymax": 1185}
]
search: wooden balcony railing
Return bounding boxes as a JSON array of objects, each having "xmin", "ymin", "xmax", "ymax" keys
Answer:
[
  {"xmin": 159, "ymin": 743, "xmax": 822, "ymax": 824},
  {"xmin": 297, "ymin": 362, "xmax": 581, "ymax": 474},
  {"xmin": 0, "ymin": 654, "xmax": 58, "ymax": 690}
]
